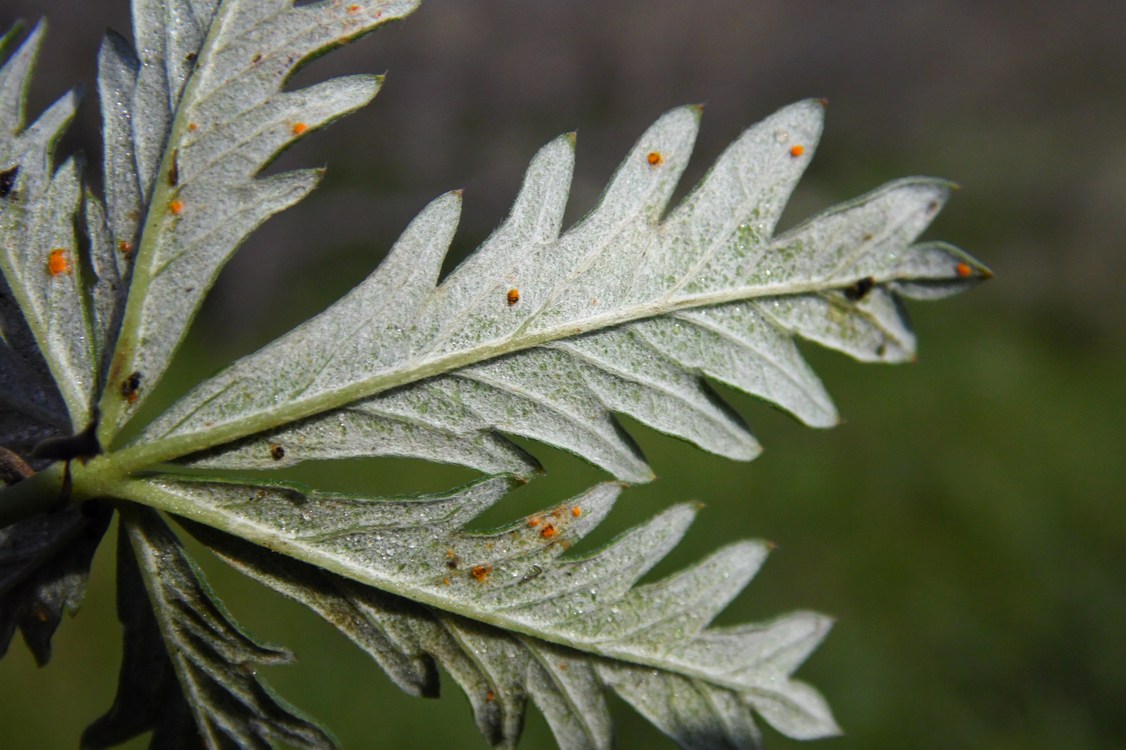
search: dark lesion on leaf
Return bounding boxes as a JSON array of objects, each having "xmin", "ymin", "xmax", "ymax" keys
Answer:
[
  {"xmin": 167, "ymin": 148, "xmax": 179, "ymax": 187},
  {"xmin": 843, "ymin": 276, "xmax": 876, "ymax": 301},
  {"xmin": 0, "ymin": 164, "xmax": 18, "ymax": 198},
  {"xmin": 120, "ymin": 371, "xmax": 142, "ymax": 403}
]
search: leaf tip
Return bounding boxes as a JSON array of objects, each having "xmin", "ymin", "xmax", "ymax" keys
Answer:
[{"xmin": 957, "ymin": 257, "xmax": 993, "ymax": 281}]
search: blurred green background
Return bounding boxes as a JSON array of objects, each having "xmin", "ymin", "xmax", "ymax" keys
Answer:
[{"xmin": 2, "ymin": 1, "xmax": 1124, "ymax": 748}]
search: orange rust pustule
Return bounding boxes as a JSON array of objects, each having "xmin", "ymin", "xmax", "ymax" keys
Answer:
[
  {"xmin": 470, "ymin": 565, "xmax": 492, "ymax": 583},
  {"xmin": 169, "ymin": 199, "xmax": 184, "ymax": 215},
  {"xmin": 646, "ymin": 151, "xmax": 664, "ymax": 166},
  {"xmin": 506, "ymin": 288, "xmax": 520, "ymax": 306},
  {"xmin": 47, "ymin": 248, "xmax": 72, "ymax": 276},
  {"xmin": 540, "ymin": 524, "xmax": 558, "ymax": 540},
  {"xmin": 291, "ymin": 122, "xmax": 308, "ymax": 136},
  {"xmin": 955, "ymin": 262, "xmax": 973, "ymax": 278},
  {"xmin": 788, "ymin": 144, "xmax": 805, "ymax": 158}
]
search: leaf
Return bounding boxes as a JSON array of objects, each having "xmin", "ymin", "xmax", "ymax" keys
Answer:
[
  {"xmin": 83, "ymin": 506, "xmax": 333, "ymax": 750},
  {"xmin": 131, "ymin": 100, "xmax": 990, "ymax": 482},
  {"xmin": 0, "ymin": 22, "xmax": 97, "ymax": 430},
  {"xmin": 0, "ymin": 1, "xmax": 991, "ymax": 747},
  {"xmin": 96, "ymin": 0, "xmax": 420, "ymax": 437},
  {"xmin": 115, "ymin": 474, "xmax": 840, "ymax": 748},
  {"xmin": 0, "ymin": 501, "xmax": 112, "ymax": 665}
]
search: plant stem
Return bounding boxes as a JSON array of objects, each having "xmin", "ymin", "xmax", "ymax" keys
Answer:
[{"xmin": 0, "ymin": 462, "xmax": 66, "ymax": 527}]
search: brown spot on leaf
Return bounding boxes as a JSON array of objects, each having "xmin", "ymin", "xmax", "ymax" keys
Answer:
[
  {"xmin": 121, "ymin": 371, "xmax": 142, "ymax": 403},
  {"xmin": 0, "ymin": 165, "xmax": 18, "ymax": 198},
  {"xmin": 843, "ymin": 276, "xmax": 876, "ymax": 301}
]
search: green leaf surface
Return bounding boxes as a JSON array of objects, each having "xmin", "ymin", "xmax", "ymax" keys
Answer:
[
  {"xmin": 116, "ymin": 474, "xmax": 839, "ymax": 748},
  {"xmin": 132, "ymin": 101, "xmax": 989, "ymax": 482}
]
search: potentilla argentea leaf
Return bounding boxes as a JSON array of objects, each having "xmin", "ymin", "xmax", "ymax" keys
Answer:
[
  {"xmin": 0, "ymin": 502, "xmax": 112, "ymax": 666},
  {"xmin": 115, "ymin": 474, "xmax": 837, "ymax": 748},
  {"xmin": 131, "ymin": 100, "xmax": 989, "ymax": 481},
  {"xmin": 0, "ymin": 23, "xmax": 98, "ymax": 430},
  {"xmin": 96, "ymin": 0, "xmax": 420, "ymax": 440},
  {"xmin": 0, "ymin": 0, "xmax": 994, "ymax": 747},
  {"xmin": 87, "ymin": 507, "xmax": 334, "ymax": 750}
]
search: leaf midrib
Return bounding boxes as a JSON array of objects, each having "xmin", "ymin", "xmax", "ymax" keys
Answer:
[
  {"xmin": 111, "ymin": 275, "xmax": 861, "ymax": 472},
  {"xmin": 98, "ymin": 0, "xmax": 233, "ymax": 440},
  {"xmin": 113, "ymin": 476, "xmax": 796, "ymax": 699}
]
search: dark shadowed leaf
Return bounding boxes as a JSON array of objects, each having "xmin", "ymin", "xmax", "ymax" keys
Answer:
[{"xmin": 83, "ymin": 507, "xmax": 333, "ymax": 750}]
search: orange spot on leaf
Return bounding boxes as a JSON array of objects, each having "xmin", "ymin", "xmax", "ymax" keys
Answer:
[
  {"xmin": 955, "ymin": 262, "xmax": 973, "ymax": 278},
  {"xmin": 470, "ymin": 565, "xmax": 492, "ymax": 583},
  {"xmin": 347, "ymin": 3, "xmax": 361, "ymax": 12},
  {"xmin": 292, "ymin": 122, "xmax": 308, "ymax": 136},
  {"xmin": 789, "ymin": 144, "xmax": 805, "ymax": 158},
  {"xmin": 540, "ymin": 524, "xmax": 557, "ymax": 540},
  {"xmin": 646, "ymin": 151, "xmax": 664, "ymax": 166},
  {"xmin": 188, "ymin": 122, "xmax": 199, "ymax": 132},
  {"xmin": 527, "ymin": 516, "xmax": 541, "ymax": 527},
  {"xmin": 47, "ymin": 249, "xmax": 72, "ymax": 276},
  {"xmin": 169, "ymin": 199, "xmax": 184, "ymax": 215},
  {"xmin": 506, "ymin": 288, "xmax": 520, "ymax": 306},
  {"xmin": 117, "ymin": 240, "xmax": 133, "ymax": 258},
  {"xmin": 571, "ymin": 506, "xmax": 582, "ymax": 518},
  {"xmin": 485, "ymin": 690, "xmax": 496, "ymax": 702}
]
